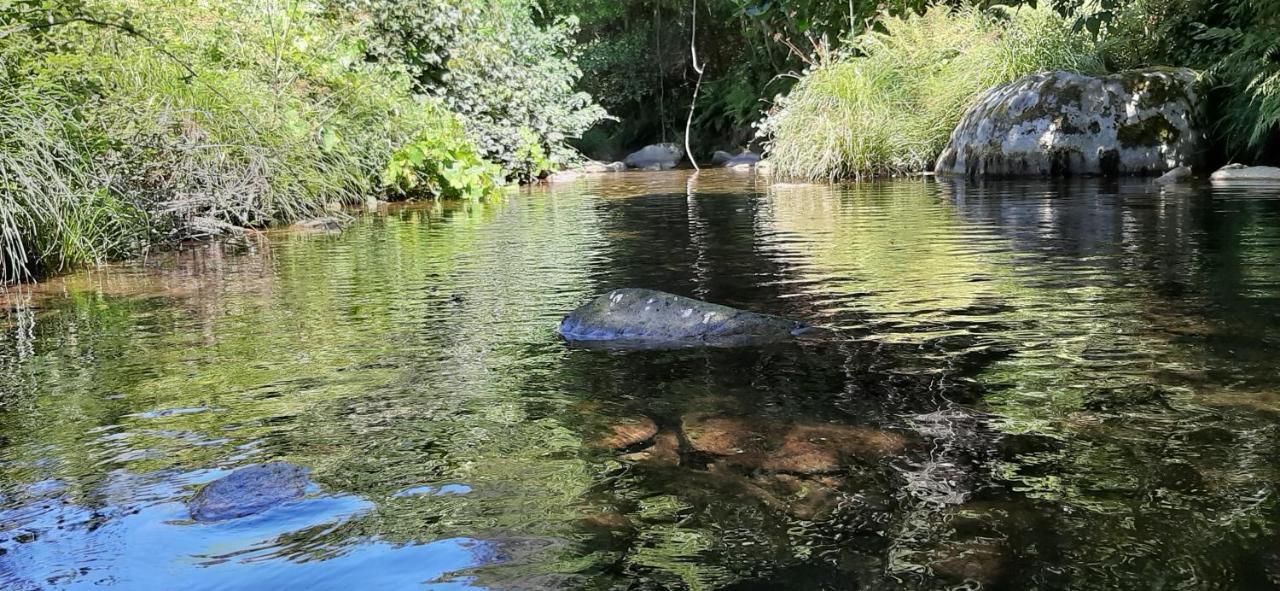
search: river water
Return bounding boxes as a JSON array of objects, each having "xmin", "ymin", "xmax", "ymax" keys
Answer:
[{"xmin": 1, "ymin": 171, "xmax": 1279, "ymax": 590}]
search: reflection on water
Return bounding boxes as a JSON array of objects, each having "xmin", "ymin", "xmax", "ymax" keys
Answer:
[{"xmin": 2, "ymin": 170, "xmax": 1280, "ymax": 589}]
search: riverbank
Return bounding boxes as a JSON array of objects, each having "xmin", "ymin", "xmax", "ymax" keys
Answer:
[
  {"xmin": 0, "ymin": 1, "xmax": 602, "ymax": 283},
  {"xmin": 5, "ymin": 1, "xmax": 1276, "ymax": 285}
]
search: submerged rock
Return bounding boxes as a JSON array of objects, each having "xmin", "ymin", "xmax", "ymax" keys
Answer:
[
  {"xmin": 759, "ymin": 424, "xmax": 909, "ymax": 474},
  {"xmin": 929, "ymin": 541, "xmax": 1006, "ymax": 584},
  {"xmin": 558, "ymin": 288, "xmax": 808, "ymax": 348},
  {"xmin": 547, "ymin": 170, "xmax": 582, "ymax": 183},
  {"xmin": 682, "ymin": 414, "xmax": 909, "ymax": 474},
  {"xmin": 751, "ymin": 473, "xmax": 844, "ymax": 520},
  {"xmin": 624, "ymin": 144, "xmax": 683, "ymax": 171},
  {"xmin": 1210, "ymin": 164, "xmax": 1280, "ymax": 182},
  {"xmin": 936, "ymin": 68, "xmax": 1204, "ymax": 177},
  {"xmin": 598, "ymin": 417, "xmax": 659, "ymax": 449},
  {"xmin": 619, "ymin": 430, "xmax": 680, "ymax": 465},
  {"xmin": 291, "ymin": 217, "xmax": 345, "ymax": 233},
  {"xmin": 188, "ymin": 462, "xmax": 310, "ymax": 522},
  {"xmin": 682, "ymin": 414, "xmax": 763, "ymax": 456}
]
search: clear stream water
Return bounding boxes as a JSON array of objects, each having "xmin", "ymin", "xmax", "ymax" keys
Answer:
[{"xmin": 1, "ymin": 171, "xmax": 1279, "ymax": 590}]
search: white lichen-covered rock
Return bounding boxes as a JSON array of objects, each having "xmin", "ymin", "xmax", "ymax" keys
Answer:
[
  {"xmin": 624, "ymin": 143, "xmax": 683, "ymax": 171},
  {"xmin": 711, "ymin": 150, "xmax": 736, "ymax": 166},
  {"xmin": 936, "ymin": 68, "xmax": 1205, "ymax": 177},
  {"xmin": 582, "ymin": 160, "xmax": 626, "ymax": 173},
  {"xmin": 1210, "ymin": 164, "xmax": 1280, "ymax": 182}
]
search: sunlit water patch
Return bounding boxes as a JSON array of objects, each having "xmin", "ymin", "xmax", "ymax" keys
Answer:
[{"xmin": 2, "ymin": 171, "xmax": 1280, "ymax": 589}]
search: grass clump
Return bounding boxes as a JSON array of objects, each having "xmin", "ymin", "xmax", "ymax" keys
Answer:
[{"xmin": 760, "ymin": 4, "xmax": 1104, "ymax": 181}]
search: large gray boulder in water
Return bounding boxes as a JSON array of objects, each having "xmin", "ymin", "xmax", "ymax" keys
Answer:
[
  {"xmin": 188, "ymin": 462, "xmax": 311, "ymax": 522},
  {"xmin": 624, "ymin": 144, "xmax": 683, "ymax": 171},
  {"xmin": 936, "ymin": 68, "xmax": 1204, "ymax": 177},
  {"xmin": 558, "ymin": 288, "xmax": 809, "ymax": 348},
  {"xmin": 1210, "ymin": 164, "xmax": 1280, "ymax": 182}
]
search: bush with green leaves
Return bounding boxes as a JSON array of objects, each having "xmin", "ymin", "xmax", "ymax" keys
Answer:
[
  {"xmin": 334, "ymin": 0, "xmax": 608, "ymax": 179},
  {"xmin": 759, "ymin": 4, "xmax": 1104, "ymax": 180},
  {"xmin": 1104, "ymin": 0, "xmax": 1280, "ymax": 159},
  {"xmin": 383, "ymin": 131, "xmax": 502, "ymax": 201}
]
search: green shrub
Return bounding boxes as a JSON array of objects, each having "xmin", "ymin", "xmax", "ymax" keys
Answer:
[
  {"xmin": 759, "ymin": 4, "xmax": 1104, "ymax": 180},
  {"xmin": 1186, "ymin": 0, "xmax": 1280, "ymax": 158},
  {"xmin": 335, "ymin": 0, "xmax": 608, "ymax": 179},
  {"xmin": 383, "ymin": 131, "xmax": 502, "ymax": 201}
]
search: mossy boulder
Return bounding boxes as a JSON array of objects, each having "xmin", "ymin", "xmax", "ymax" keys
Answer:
[{"xmin": 936, "ymin": 68, "xmax": 1204, "ymax": 177}]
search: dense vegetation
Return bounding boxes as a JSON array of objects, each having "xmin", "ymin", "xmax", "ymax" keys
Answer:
[
  {"xmin": 549, "ymin": 0, "xmax": 929, "ymax": 159},
  {"xmin": 761, "ymin": 5, "xmax": 1103, "ymax": 180},
  {"xmin": 760, "ymin": 0, "xmax": 1280, "ymax": 179},
  {"xmin": 1, "ymin": 0, "xmax": 1277, "ymax": 280},
  {"xmin": 0, "ymin": 0, "xmax": 601, "ymax": 281}
]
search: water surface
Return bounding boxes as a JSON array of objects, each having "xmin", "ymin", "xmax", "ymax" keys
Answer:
[{"xmin": 2, "ymin": 171, "xmax": 1279, "ymax": 589}]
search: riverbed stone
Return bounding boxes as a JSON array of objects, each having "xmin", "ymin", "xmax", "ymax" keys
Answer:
[
  {"xmin": 188, "ymin": 462, "xmax": 310, "ymax": 522},
  {"xmin": 936, "ymin": 68, "xmax": 1205, "ymax": 177},
  {"xmin": 619, "ymin": 430, "xmax": 680, "ymax": 465},
  {"xmin": 1210, "ymin": 164, "xmax": 1280, "ymax": 182},
  {"xmin": 624, "ymin": 143, "xmax": 683, "ymax": 171},
  {"xmin": 760, "ymin": 424, "xmax": 910, "ymax": 474},
  {"xmin": 598, "ymin": 416, "xmax": 659, "ymax": 449},
  {"xmin": 753, "ymin": 473, "xmax": 844, "ymax": 520},
  {"xmin": 682, "ymin": 414, "xmax": 764, "ymax": 456},
  {"xmin": 547, "ymin": 170, "xmax": 583, "ymax": 183},
  {"xmin": 681, "ymin": 414, "xmax": 908, "ymax": 473},
  {"xmin": 558, "ymin": 288, "xmax": 808, "ymax": 348},
  {"xmin": 929, "ymin": 541, "xmax": 1006, "ymax": 584}
]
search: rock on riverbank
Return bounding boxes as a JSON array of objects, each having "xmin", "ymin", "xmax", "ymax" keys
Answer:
[
  {"xmin": 936, "ymin": 68, "xmax": 1204, "ymax": 177},
  {"xmin": 624, "ymin": 144, "xmax": 683, "ymax": 171},
  {"xmin": 1210, "ymin": 164, "xmax": 1280, "ymax": 182}
]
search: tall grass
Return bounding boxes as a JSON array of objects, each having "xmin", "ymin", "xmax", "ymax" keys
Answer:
[
  {"xmin": 0, "ymin": 87, "xmax": 148, "ymax": 281},
  {"xmin": 760, "ymin": 4, "xmax": 1104, "ymax": 181},
  {"xmin": 0, "ymin": 0, "xmax": 473, "ymax": 281}
]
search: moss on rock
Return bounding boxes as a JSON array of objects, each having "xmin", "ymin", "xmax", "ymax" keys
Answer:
[{"xmin": 936, "ymin": 68, "xmax": 1204, "ymax": 177}]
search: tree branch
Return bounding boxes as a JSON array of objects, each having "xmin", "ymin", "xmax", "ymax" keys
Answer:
[{"xmin": 684, "ymin": 0, "xmax": 705, "ymax": 171}]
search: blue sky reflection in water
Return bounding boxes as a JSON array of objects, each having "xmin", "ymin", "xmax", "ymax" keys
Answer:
[{"xmin": 2, "ymin": 171, "xmax": 1280, "ymax": 589}]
